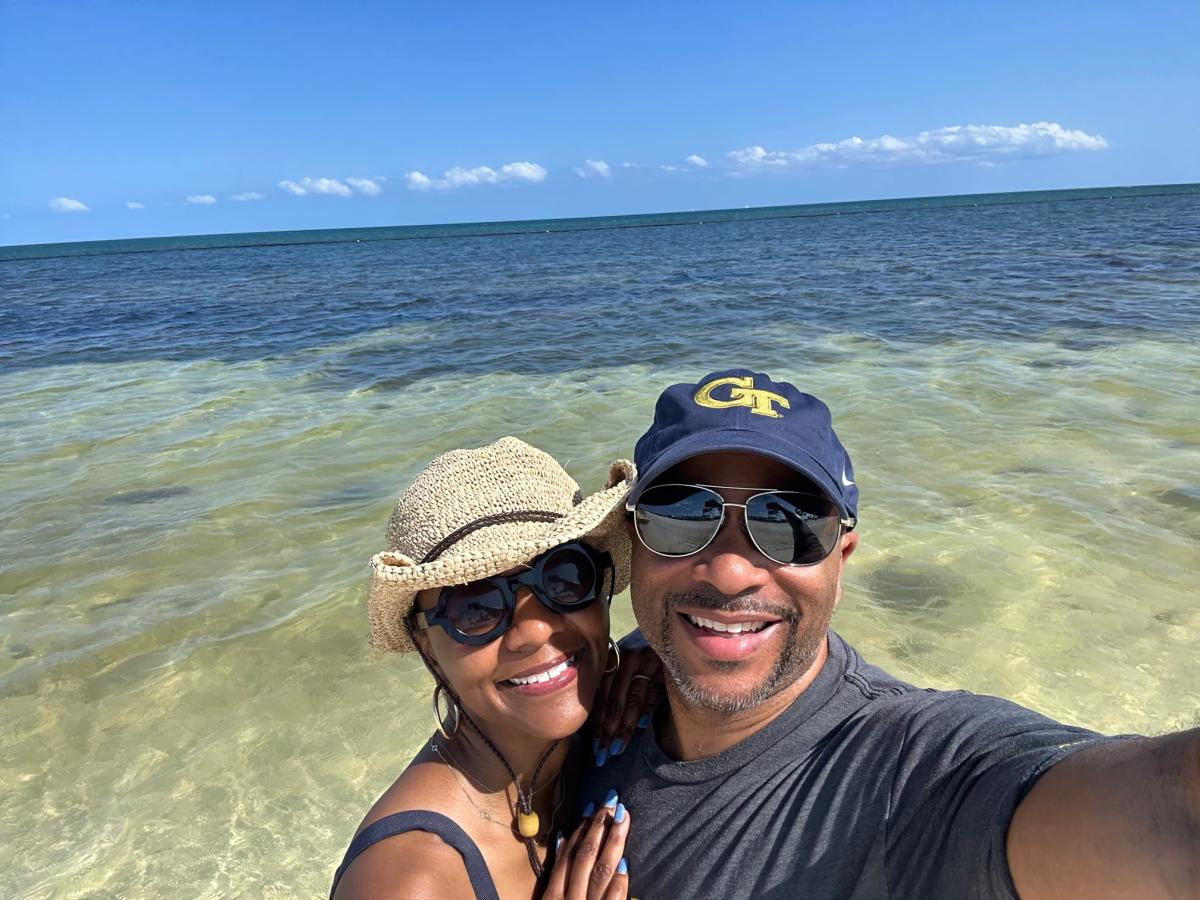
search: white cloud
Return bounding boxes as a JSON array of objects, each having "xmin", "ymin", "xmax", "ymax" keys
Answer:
[
  {"xmin": 346, "ymin": 177, "xmax": 384, "ymax": 196},
  {"xmin": 278, "ymin": 176, "xmax": 353, "ymax": 197},
  {"xmin": 406, "ymin": 160, "xmax": 548, "ymax": 191},
  {"xmin": 685, "ymin": 154, "xmax": 710, "ymax": 168},
  {"xmin": 126, "ymin": 201, "xmax": 145, "ymax": 209},
  {"xmin": 574, "ymin": 159, "xmax": 611, "ymax": 178},
  {"xmin": 405, "ymin": 171, "xmax": 434, "ymax": 191},
  {"xmin": 446, "ymin": 166, "xmax": 500, "ymax": 187},
  {"xmin": 230, "ymin": 192, "xmax": 265, "ymax": 202},
  {"xmin": 727, "ymin": 122, "xmax": 1108, "ymax": 173},
  {"xmin": 500, "ymin": 161, "xmax": 547, "ymax": 182},
  {"xmin": 50, "ymin": 197, "xmax": 89, "ymax": 212},
  {"xmin": 659, "ymin": 164, "xmax": 683, "ymax": 173},
  {"xmin": 187, "ymin": 194, "xmax": 218, "ymax": 205}
]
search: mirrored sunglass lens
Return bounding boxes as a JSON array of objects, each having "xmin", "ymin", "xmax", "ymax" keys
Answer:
[
  {"xmin": 746, "ymin": 492, "xmax": 841, "ymax": 564},
  {"xmin": 539, "ymin": 546, "xmax": 597, "ymax": 607},
  {"xmin": 635, "ymin": 485, "xmax": 724, "ymax": 555},
  {"xmin": 444, "ymin": 582, "xmax": 507, "ymax": 635}
]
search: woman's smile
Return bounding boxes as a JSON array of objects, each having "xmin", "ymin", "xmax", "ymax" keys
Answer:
[{"xmin": 498, "ymin": 650, "xmax": 582, "ymax": 695}]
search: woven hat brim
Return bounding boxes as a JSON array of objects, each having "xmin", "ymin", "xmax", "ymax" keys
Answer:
[{"xmin": 368, "ymin": 459, "xmax": 634, "ymax": 653}]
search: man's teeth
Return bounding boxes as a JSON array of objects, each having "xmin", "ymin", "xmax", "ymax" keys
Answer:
[
  {"xmin": 507, "ymin": 655, "xmax": 575, "ymax": 686},
  {"xmin": 686, "ymin": 614, "xmax": 768, "ymax": 634}
]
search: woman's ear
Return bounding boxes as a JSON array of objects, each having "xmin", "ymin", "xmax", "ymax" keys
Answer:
[
  {"xmin": 412, "ymin": 626, "xmax": 454, "ymax": 687},
  {"xmin": 408, "ymin": 591, "xmax": 447, "ymax": 679}
]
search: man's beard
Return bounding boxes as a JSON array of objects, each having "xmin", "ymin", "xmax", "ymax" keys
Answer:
[{"xmin": 657, "ymin": 589, "xmax": 824, "ymax": 714}]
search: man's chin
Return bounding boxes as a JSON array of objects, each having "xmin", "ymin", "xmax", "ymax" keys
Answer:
[
  {"xmin": 663, "ymin": 626, "xmax": 826, "ymax": 715},
  {"xmin": 668, "ymin": 664, "xmax": 783, "ymax": 715}
]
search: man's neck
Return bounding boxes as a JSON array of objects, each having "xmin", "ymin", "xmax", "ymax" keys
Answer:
[{"xmin": 659, "ymin": 635, "xmax": 830, "ymax": 761}]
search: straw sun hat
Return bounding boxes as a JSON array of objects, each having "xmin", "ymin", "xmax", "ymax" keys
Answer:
[{"xmin": 368, "ymin": 437, "xmax": 635, "ymax": 653}]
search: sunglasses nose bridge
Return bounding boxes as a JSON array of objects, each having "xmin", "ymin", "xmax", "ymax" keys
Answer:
[{"xmin": 704, "ymin": 500, "xmax": 761, "ymax": 556}]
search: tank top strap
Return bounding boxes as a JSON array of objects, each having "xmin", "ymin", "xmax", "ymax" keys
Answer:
[{"xmin": 329, "ymin": 809, "xmax": 500, "ymax": 900}]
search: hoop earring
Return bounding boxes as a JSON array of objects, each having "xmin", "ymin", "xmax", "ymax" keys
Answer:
[
  {"xmin": 604, "ymin": 637, "xmax": 620, "ymax": 674},
  {"xmin": 432, "ymin": 683, "xmax": 461, "ymax": 739}
]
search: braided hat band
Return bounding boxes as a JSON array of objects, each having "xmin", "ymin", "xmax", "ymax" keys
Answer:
[
  {"xmin": 367, "ymin": 437, "xmax": 635, "ymax": 653},
  {"xmin": 419, "ymin": 510, "xmax": 564, "ymax": 564}
]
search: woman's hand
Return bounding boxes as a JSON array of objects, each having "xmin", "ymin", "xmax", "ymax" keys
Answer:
[
  {"xmin": 543, "ymin": 793, "xmax": 630, "ymax": 900},
  {"xmin": 593, "ymin": 631, "xmax": 663, "ymax": 766}
]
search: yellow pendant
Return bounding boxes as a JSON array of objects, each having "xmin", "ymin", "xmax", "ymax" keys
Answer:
[{"xmin": 517, "ymin": 810, "xmax": 540, "ymax": 838}]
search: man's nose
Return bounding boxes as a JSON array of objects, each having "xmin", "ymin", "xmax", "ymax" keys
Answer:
[{"xmin": 690, "ymin": 507, "xmax": 772, "ymax": 595}]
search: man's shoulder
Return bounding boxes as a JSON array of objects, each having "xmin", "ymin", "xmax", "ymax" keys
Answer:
[
  {"xmin": 830, "ymin": 631, "xmax": 918, "ymax": 702},
  {"xmin": 830, "ymin": 634, "xmax": 1092, "ymax": 748}
]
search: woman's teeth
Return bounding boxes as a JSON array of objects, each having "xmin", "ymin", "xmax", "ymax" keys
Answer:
[
  {"xmin": 506, "ymin": 655, "xmax": 575, "ymax": 686},
  {"xmin": 685, "ymin": 614, "xmax": 768, "ymax": 634}
]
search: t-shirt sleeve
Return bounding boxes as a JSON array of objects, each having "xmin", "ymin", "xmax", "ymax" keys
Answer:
[{"xmin": 882, "ymin": 691, "xmax": 1108, "ymax": 899}]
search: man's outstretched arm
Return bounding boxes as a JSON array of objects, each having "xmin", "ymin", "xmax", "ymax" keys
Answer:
[{"xmin": 1007, "ymin": 727, "xmax": 1200, "ymax": 898}]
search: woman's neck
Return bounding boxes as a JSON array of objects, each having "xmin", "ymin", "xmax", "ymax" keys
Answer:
[{"xmin": 437, "ymin": 725, "xmax": 569, "ymax": 824}]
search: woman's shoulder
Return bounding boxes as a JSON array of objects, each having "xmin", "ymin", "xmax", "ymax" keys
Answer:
[
  {"xmin": 332, "ymin": 825, "xmax": 476, "ymax": 900},
  {"xmin": 333, "ymin": 748, "xmax": 482, "ymax": 899},
  {"xmin": 350, "ymin": 745, "xmax": 467, "ymax": 843}
]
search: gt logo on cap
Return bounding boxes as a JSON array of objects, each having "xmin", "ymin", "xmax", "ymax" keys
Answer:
[{"xmin": 693, "ymin": 375, "xmax": 791, "ymax": 418}]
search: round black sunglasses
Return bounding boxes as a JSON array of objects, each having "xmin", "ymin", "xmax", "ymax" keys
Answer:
[{"xmin": 413, "ymin": 541, "xmax": 613, "ymax": 645}]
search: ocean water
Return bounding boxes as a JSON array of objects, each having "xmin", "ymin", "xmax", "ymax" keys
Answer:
[{"xmin": 1, "ymin": 185, "xmax": 1198, "ymax": 897}]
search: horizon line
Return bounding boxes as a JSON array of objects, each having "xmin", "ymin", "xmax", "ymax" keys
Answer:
[{"xmin": 3, "ymin": 181, "xmax": 1197, "ymax": 260}]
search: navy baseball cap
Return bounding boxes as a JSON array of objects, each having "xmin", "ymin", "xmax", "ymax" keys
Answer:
[{"xmin": 629, "ymin": 368, "xmax": 858, "ymax": 522}]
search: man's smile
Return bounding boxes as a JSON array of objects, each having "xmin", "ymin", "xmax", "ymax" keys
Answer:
[{"xmin": 674, "ymin": 608, "xmax": 785, "ymax": 662}]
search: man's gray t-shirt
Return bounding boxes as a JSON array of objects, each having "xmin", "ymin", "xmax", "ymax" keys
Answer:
[{"xmin": 585, "ymin": 632, "xmax": 1106, "ymax": 899}]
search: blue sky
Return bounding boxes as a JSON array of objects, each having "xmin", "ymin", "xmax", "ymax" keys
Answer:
[{"xmin": 2, "ymin": 0, "xmax": 1197, "ymax": 246}]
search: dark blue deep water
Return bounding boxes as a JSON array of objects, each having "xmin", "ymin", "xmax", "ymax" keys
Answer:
[{"xmin": 3, "ymin": 186, "xmax": 1198, "ymax": 384}]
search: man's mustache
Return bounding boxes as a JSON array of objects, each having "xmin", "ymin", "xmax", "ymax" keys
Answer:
[{"xmin": 662, "ymin": 589, "xmax": 799, "ymax": 623}]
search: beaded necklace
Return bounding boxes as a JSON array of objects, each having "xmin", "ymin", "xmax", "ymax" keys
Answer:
[
  {"xmin": 416, "ymin": 644, "xmax": 562, "ymax": 878},
  {"xmin": 430, "ymin": 736, "xmax": 566, "ymax": 833}
]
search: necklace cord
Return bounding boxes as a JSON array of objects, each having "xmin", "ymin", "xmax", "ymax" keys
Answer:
[{"xmin": 415, "ymin": 643, "xmax": 559, "ymax": 878}]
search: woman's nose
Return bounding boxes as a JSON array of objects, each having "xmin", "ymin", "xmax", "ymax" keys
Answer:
[{"xmin": 503, "ymin": 587, "xmax": 561, "ymax": 649}]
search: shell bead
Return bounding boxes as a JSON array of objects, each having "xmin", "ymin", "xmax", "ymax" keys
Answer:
[{"xmin": 517, "ymin": 811, "xmax": 540, "ymax": 838}]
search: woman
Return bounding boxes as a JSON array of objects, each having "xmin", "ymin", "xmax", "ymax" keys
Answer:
[{"xmin": 331, "ymin": 437, "xmax": 657, "ymax": 899}]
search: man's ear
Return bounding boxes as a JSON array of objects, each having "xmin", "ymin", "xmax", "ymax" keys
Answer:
[
  {"xmin": 839, "ymin": 530, "xmax": 859, "ymax": 564},
  {"xmin": 831, "ymin": 531, "xmax": 858, "ymax": 609}
]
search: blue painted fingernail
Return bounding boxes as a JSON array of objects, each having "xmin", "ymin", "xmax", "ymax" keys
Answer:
[
  {"xmin": 581, "ymin": 801, "xmax": 595, "ymax": 817},
  {"xmin": 637, "ymin": 713, "xmax": 650, "ymax": 728},
  {"xmin": 617, "ymin": 857, "xmax": 628, "ymax": 875},
  {"xmin": 614, "ymin": 802, "xmax": 626, "ymax": 823},
  {"xmin": 595, "ymin": 748, "xmax": 608, "ymax": 767},
  {"xmin": 610, "ymin": 737, "xmax": 625, "ymax": 756},
  {"xmin": 555, "ymin": 831, "xmax": 563, "ymax": 851},
  {"xmin": 603, "ymin": 788, "xmax": 618, "ymax": 807}
]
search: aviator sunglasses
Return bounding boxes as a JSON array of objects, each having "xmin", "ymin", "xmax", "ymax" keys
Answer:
[
  {"xmin": 628, "ymin": 483, "xmax": 857, "ymax": 566},
  {"xmin": 414, "ymin": 541, "xmax": 613, "ymax": 645}
]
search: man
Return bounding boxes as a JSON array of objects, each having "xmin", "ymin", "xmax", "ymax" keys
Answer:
[{"xmin": 586, "ymin": 368, "xmax": 1198, "ymax": 899}]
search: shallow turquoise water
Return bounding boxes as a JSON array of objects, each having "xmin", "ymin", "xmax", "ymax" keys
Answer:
[{"xmin": 1, "ymin": 187, "xmax": 1198, "ymax": 897}]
